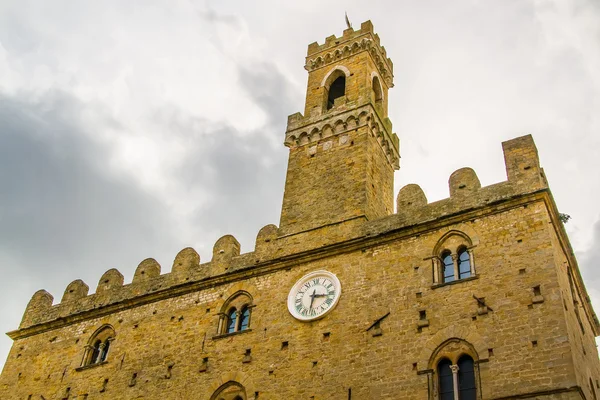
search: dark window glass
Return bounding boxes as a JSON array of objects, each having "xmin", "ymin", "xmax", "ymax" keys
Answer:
[
  {"xmin": 458, "ymin": 355, "xmax": 477, "ymax": 400},
  {"xmin": 458, "ymin": 248, "xmax": 471, "ymax": 279},
  {"xmin": 438, "ymin": 358, "xmax": 454, "ymax": 400},
  {"xmin": 239, "ymin": 307, "xmax": 250, "ymax": 331},
  {"xmin": 227, "ymin": 309, "xmax": 237, "ymax": 333},
  {"xmin": 99, "ymin": 340, "xmax": 110, "ymax": 362},
  {"xmin": 327, "ymin": 76, "xmax": 346, "ymax": 109},
  {"xmin": 91, "ymin": 340, "xmax": 102, "ymax": 364},
  {"xmin": 442, "ymin": 252, "xmax": 454, "ymax": 283}
]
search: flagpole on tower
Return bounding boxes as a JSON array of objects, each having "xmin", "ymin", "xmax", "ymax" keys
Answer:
[{"xmin": 345, "ymin": 12, "xmax": 352, "ymax": 29}]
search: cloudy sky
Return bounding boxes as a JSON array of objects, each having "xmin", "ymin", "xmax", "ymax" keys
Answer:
[{"xmin": 0, "ymin": 0, "xmax": 599, "ymax": 368}]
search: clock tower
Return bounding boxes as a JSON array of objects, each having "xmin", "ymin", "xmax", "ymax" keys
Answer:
[{"xmin": 279, "ymin": 20, "xmax": 400, "ymax": 235}]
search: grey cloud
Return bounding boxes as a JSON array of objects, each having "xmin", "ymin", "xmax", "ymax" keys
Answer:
[
  {"xmin": 0, "ymin": 91, "xmax": 182, "ymax": 364},
  {"xmin": 150, "ymin": 61, "xmax": 300, "ymax": 252}
]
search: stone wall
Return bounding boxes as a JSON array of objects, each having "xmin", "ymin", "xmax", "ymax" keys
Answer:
[{"xmin": 1, "ymin": 136, "xmax": 598, "ymax": 399}]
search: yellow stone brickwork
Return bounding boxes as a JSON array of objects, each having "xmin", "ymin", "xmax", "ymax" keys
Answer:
[{"xmin": 1, "ymin": 20, "xmax": 599, "ymax": 400}]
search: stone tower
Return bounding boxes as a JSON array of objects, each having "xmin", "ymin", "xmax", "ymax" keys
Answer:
[{"xmin": 279, "ymin": 21, "xmax": 400, "ymax": 235}]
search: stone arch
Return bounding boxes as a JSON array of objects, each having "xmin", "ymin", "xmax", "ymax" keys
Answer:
[
  {"xmin": 322, "ymin": 124, "xmax": 333, "ymax": 138},
  {"xmin": 428, "ymin": 338, "xmax": 480, "ymax": 369},
  {"xmin": 432, "ymin": 230, "xmax": 474, "ymax": 257},
  {"xmin": 431, "ymin": 227, "xmax": 479, "ymax": 285},
  {"xmin": 417, "ymin": 324, "xmax": 488, "ymax": 369},
  {"xmin": 133, "ymin": 258, "xmax": 161, "ymax": 283},
  {"xmin": 82, "ymin": 324, "xmax": 116, "ymax": 366},
  {"xmin": 217, "ymin": 289, "xmax": 254, "ymax": 335},
  {"xmin": 309, "ymin": 127, "xmax": 320, "ymax": 141},
  {"xmin": 298, "ymin": 132, "xmax": 310, "ymax": 145},
  {"xmin": 61, "ymin": 279, "xmax": 89, "ymax": 303},
  {"xmin": 215, "ymin": 282, "xmax": 258, "ymax": 314},
  {"xmin": 96, "ymin": 269, "xmax": 124, "ymax": 294},
  {"xmin": 320, "ymin": 65, "xmax": 351, "ymax": 88},
  {"xmin": 208, "ymin": 372, "xmax": 257, "ymax": 400},
  {"xmin": 422, "ymin": 336, "xmax": 485, "ymax": 400},
  {"xmin": 396, "ymin": 184, "xmax": 427, "ymax": 212},
  {"xmin": 334, "ymin": 119, "xmax": 345, "ymax": 133},
  {"xmin": 345, "ymin": 115, "xmax": 357, "ymax": 129},
  {"xmin": 449, "ymin": 167, "xmax": 481, "ymax": 197}
]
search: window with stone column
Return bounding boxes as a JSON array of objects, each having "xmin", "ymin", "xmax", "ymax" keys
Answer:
[
  {"xmin": 217, "ymin": 291, "xmax": 254, "ymax": 336},
  {"xmin": 428, "ymin": 339, "xmax": 481, "ymax": 400},
  {"xmin": 81, "ymin": 325, "xmax": 115, "ymax": 367},
  {"xmin": 431, "ymin": 231, "xmax": 476, "ymax": 286}
]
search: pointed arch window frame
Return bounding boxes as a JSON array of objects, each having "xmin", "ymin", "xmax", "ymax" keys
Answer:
[
  {"xmin": 320, "ymin": 65, "xmax": 351, "ymax": 113},
  {"xmin": 424, "ymin": 338, "xmax": 485, "ymax": 400},
  {"xmin": 214, "ymin": 291, "xmax": 255, "ymax": 339},
  {"xmin": 428, "ymin": 231, "xmax": 478, "ymax": 288},
  {"xmin": 76, "ymin": 324, "xmax": 115, "ymax": 371}
]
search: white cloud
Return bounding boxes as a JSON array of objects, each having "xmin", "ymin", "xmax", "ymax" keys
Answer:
[{"xmin": 0, "ymin": 0, "xmax": 599, "ymax": 368}]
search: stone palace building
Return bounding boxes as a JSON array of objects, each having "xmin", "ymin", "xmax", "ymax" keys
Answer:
[{"xmin": 1, "ymin": 20, "xmax": 599, "ymax": 400}]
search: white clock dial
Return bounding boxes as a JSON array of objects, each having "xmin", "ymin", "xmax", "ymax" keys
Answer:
[{"xmin": 287, "ymin": 270, "xmax": 341, "ymax": 321}]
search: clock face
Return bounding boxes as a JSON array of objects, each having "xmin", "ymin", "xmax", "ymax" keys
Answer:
[{"xmin": 287, "ymin": 270, "xmax": 342, "ymax": 321}]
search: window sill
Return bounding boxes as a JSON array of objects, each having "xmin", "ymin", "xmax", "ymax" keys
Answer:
[
  {"xmin": 432, "ymin": 275, "xmax": 478, "ymax": 289},
  {"xmin": 212, "ymin": 329, "xmax": 253, "ymax": 340},
  {"xmin": 75, "ymin": 361, "xmax": 108, "ymax": 372}
]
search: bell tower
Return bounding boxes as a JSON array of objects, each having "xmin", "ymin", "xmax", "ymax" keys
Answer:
[{"xmin": 279, "ymin": 21, "xmax": 400, "ymax": 235}]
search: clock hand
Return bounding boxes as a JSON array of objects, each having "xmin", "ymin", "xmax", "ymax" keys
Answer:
[{"xmin": 309, "ymin": 289, "xmax": 316, "ymax": 309}]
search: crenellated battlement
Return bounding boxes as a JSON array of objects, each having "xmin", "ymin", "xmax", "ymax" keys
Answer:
[
  {"xmin": 12, "ymin": 135, "xmax": 557, "ymax": 338},
  {"xmin": 285, "ymin": 104, "xmax": 399, "ymax": 170},
  {"xmin": 305, "ymin": 20, "xmax": 394, "ymax": 88}
]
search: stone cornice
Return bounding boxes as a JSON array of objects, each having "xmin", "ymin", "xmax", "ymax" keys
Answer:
[
  {"xmin": 305, "ymin": 32, "xmax": 394, "ymax": 88},
  {"xmin": 284, "ymin": 103, "xmax": 400, "ymax": 170}
]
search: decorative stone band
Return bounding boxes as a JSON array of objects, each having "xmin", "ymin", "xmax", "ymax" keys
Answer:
[
  {"xmin": 284, "ymin": 104, "xmax": 400, "ymax": 170},
  {"xmin": 305, "ymin": 35, "xmax": 394, "ymax": 88}
]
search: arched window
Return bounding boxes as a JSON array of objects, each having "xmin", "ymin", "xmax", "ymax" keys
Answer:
[
  {"xmin": 218, "ymin": 291, "xmax": 254, "ymax": 336},
  {"xmin": 210, "ymin": 381, "xmax": 247, "ymax": 400},
  {"xmin": 432, "ymin": 231, "xmax": 476, "ymax": 286},
  {"xmin": 81, "ymin": 325, "xmax": 115, "ymax": 367},
  {"xmin": 457, "ymin": 247, "xmax": 471, "ymax": 279},
  {"xmin": 327, "ymin": 76, "xmax": 345, "ymax": 110},
  {"xmin": 438, "ymin": 358, "xmax": 454, "ymax": 400},
  {"xmin": 458, "ymin": 355, "xmax": 476, "ymax": 400},
  {"xmin": 429, "ymin": 339, "xmax": 482, "ymax": 399},
  {"xmin": 227, "ymin": 308, "xmax": 237, "ymax": 334},
  {"xmin": 442, "ymin": 251, "xmax": 454, "ymax": 283},
  {"xmin": 372, "ymin": 75, "xmax": 383, "ymax": 105}
]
